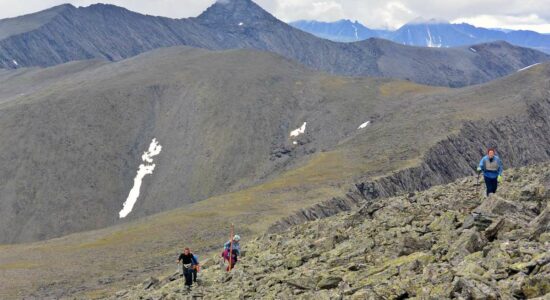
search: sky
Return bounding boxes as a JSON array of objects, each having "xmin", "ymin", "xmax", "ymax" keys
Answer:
[{"xmin": 1, "ymin": 0, "xmax": 549, "ymax": 33}]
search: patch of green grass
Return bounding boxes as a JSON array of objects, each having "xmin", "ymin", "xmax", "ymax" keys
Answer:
[
  {"xmin": 0, "ymin": 261, "xmax": 40, "ymax": 270},
  {"xmin": 379, "ymin": 81, "xmax": 442, "ymax": 97}
]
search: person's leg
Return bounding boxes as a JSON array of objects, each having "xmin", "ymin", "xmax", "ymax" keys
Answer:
[
  {"xmin": 184, "ymin": 268, "xmax": 192, "ymax": 288},
  {"xmin": 487, "ymin": 177, "xmax": 497, "ymax": 195},
  {"xmin": 192, "ymin": 268, "xmax": 197, "ymax": 283},
  {"xmin": 484, "ymin": 176, "xmax": 491, "ymax": 196},
  {"xmin": 230, "ymin": 256, "xmax": 237, "ymax": 269}
]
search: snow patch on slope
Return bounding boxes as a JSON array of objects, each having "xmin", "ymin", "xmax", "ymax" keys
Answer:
[
  {"xmin": 426, "ymin": 28, "xmax": 442, "ymax": 48},
  {"xmin": 358, "ymin": 121, "xmax": 370, "ymax": 129},
  {"xmin": 290, "ymin": 122, "xmax": 307, "ymax": 137},
  {"xmin": 351, "ymin": 24, "xmax": 359, "ymax": 41},
  {"xmin": 119, "ymin": 138, "xmax": 162, "ymax": 218},
  {"xmin": 517, "ymin": 63, "xmax": 540, "ymax": 72}
]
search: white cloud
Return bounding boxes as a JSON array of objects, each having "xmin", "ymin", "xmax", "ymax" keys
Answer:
[
  {"xmin": 453, "ymin": 14, "xmax": 550, "ymax": 32},
  {"xmin": 0, "ymin": 0, "xmax": 549, "ymax": 33},
  {"xmin": 272, "ymin": 0, "xmax": 345, "ymax": 22}
]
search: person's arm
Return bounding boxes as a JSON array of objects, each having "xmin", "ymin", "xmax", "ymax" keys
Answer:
[
  {"xmin": 176, "ymin": 253, "xmax": 182, "ymax": 263},
  {"xmin": 478, "ymin": 157, "xmax": 485, "ymax": 172}
]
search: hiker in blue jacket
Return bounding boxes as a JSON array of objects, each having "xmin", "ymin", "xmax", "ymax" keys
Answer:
[
  {"xmin": 477, "ymin": 148, "xmax": 503, "ymax": 196},
  {"xmin": 191, "ymin": 253, "xmax": 200, "ymax": 284}
]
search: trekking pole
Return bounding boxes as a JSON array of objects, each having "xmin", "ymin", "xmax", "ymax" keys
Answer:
[
  {"xmin": 228, "ymin": 223, "xmax": 234, "ymax": 272},
  {"xmin": 475, "ymin": 169, "xmax": 482, "ymax": 197}
]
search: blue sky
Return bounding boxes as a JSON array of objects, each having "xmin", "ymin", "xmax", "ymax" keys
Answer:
[{"xmin": 1, "ymin": 0, "xmax": 549, "ymax": 33}]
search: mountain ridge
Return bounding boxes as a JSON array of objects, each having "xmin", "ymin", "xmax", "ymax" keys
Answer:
[
  {"xmin": 0, "ymin": 0, "xmax": 548, "ymax": 87},
  {"xmin": 291, "ymin": 19, "xmax": 550, "ymax": 53}
]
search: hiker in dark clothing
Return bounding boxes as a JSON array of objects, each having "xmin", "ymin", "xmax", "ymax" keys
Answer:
[
  {"xmin": 477, "ymin": 148, "xmax": 503, "ymax": 196},
  {"xmin": 176, "ymin": 248, "xmax": 198, "ymax": 290}
]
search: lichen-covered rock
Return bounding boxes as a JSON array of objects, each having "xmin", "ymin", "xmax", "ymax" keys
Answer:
[{"xmin": 316, "ymin": 276, "xmax": 342, "ymax": 289}]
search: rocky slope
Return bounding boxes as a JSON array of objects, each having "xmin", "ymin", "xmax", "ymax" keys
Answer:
[
  {"xmin": 0, "ymin": 0, "xmax": 548, "ymax": 87},
  {"xmin": 0, "ymin": 46, "xmax": 385, "ymax": 243},
  {"xmin": 116, "ymin": 163, "xmax": 550, "ymax": 299}
]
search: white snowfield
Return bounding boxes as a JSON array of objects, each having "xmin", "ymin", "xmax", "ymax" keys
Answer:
[
  {"xmin": 290, "ymin": 122, "xmax": 307, "ymax": 137},
  {"xmin": 358, "ymin": 121, "xmax": 370, "ymax": 129},
  {"xmin": 119, "ymin": 138, "xmax": 162, "ymax": 218},
  {"xmin": 517, "ymin": 63, "xmax": 540, "ymax": 72},
  {"xmin": 238, "ymin": 22, "xmax": 244, "ymax": 26},
  {"xmin": 12, "ymin": 60, "xmax": 18, "ymax": 66},
  {"xmin": 469, "ymin": 48, "xmax": 477, "ymax": 53},
  {"xmin": 142, "ymin": 139, "xmax": 162, "ymax": 163}
]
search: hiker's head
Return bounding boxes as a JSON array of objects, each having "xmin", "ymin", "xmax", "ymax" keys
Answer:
[
  {"xmin": 233, "ymin": 235, "xmax": 241, "ymax": 242},
  {"xmin": 184, "ymin": 247, "xmax": 190, "ymax": 255},
  {"xmin": 487, "ymin": 148, "xmax": 495, "ymax": 159}
]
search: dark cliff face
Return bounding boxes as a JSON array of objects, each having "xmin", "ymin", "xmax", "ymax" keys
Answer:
[
  {"xmin": 0, "ymin": 1, "xmax": 548, "ymax": 87},
  {"xmin": 270, "ymin": 96, "xmax": 550, "ymax": 232}
]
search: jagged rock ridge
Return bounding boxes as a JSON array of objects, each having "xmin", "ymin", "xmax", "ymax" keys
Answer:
[{"xmin": 271, "ymin": 96, "xmax": 550, "ymax": 232}]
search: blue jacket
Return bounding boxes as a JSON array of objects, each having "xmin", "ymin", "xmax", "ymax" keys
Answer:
[
  {"xmin": 479, "ymin": 155, "xmax": 503, "ymax": 179},
  {"xmin": 192, "ymin": 254, "xmax": 199, "ymax": 266},
  {"xmin": 224, "ymin": 241, "xmax": 240, "ymax": 256}
]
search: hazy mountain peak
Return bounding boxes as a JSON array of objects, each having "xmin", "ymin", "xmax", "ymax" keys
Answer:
[
  {"xmin": 197, "ymin": 0, "xmax": 277, "ymax": 25},
  {"xmin": 81, "ymin": 3, "xmax": 134, "ymax": 15},
  {"xmin": 0, "ymin": 3, "xmax": 75, "ymax": 40},
  {"xmin": 405, "ymin": 17, "xmax": 450, "ymax": 25},
  {"xmin": 85, "ymin": 3, "xmax": 124, "ymax": 9}
]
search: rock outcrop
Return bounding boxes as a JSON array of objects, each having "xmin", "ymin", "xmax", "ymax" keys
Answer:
[{"xmin": 114, "ymin": 163, "xmax": 550, "ymax": 299}]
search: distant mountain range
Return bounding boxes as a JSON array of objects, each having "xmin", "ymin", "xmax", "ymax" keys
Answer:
[
  {"xmin": 0, "ymin": 0, "xmax": 548, "ymax": 87},
  {"xmin": 291, "ymin": 19, "xmax": 550, "ymax": 54}
]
